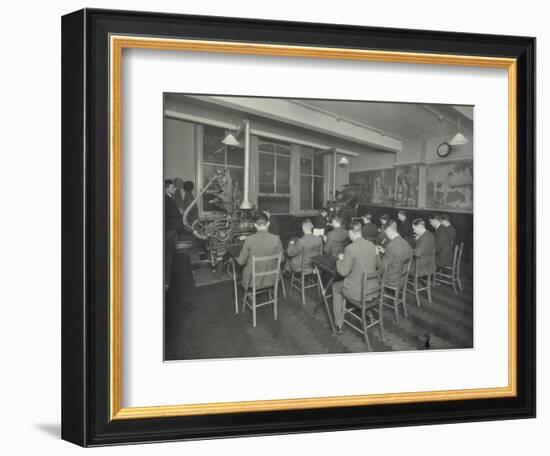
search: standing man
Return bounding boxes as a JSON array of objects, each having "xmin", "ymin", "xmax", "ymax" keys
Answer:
[
  {"xmin": 262, "ymin": 208, "xmax": 280, "ymax": 237},
  {"xmin": 429, "ymin": 213, "xmax": 453, "ymax": 268},
  {"xmin": 397, "ymin": 210, "xmax": 413, "ymax": 246},
  {"xmin": 165, "ymin": 179, "xmax": 184, "ymax": 290},
  {"xmin": 313, "ymin": 208, "xmax": 330, "ymax": 233},
  {"xmin": 412, "ymin": 218, "xmax": 436, "ymax": 276},
  {"xmin": 332, "ymin": 221, "xmax": 379, "ymax": 334},
  {"xmin": 237, "ymin": 213, "xmax": 283, "ymax": 290},
  {"xmin": 377, "ymin": 220, "xmax": 413, "ymax": 288},
  {"xmin": 324, "ymin": 215, "xmax": 349, "ymax": 257},
  {"xmin": 361, "ymin": 212, "xmax": 379, "ymax": 243},
  {"xmin": 441, "ymin": 214, "xmax": 456, "ymax": 245},
  {"xmin": 376, "ymin": 214, "xmax": 390, "ymax": 246}
]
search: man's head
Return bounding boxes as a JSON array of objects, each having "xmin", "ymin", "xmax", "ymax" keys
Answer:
[
  {"xmin": 441, "ymin": 214, "xmax": 451, "ymax": 226},
  {"xmin": 254, "ymin": 212, "xmax": 270, "ymax": 231},
  {"xmin": 263, "ymin": 209, "xmax": 271, "ymax": 219},
  {"xmin": 183, "ymin": 180, "xmax": 195, "ymax": 192},
  {"xmin": 362, "ymin": 212, "xmax": 372, "ymax": 224},
  {"xmin": 165, "ymin": 179, "xmax": 176, "ymax": 195},
  {"xmin": 429, "ymin": 213, "xmax": 442, "ymax": 228},
  {"xmin": 332, "ymin": 215, "xmax": 342, "ymax": 228},
  {"xmin": 380, "ymin": 214, "xmax": 390, "ymax": 226},
  {"xmin": 320, "ymin": 208, "xmax": 328, "ymax": 217},
  {"xmin": 412, "ymin": 218, "xmax": 426, "ymax": 237},
  {"xmin": 398, "ymin": 210, "xmax": 407, "ymax": 222},
  {"xmin": 174, "ymin": 177, "xmax": 184, "ymax": 189},
  {"xmin": 384, "ymin": 219, "xmax": 399, "ymax": 238},
  {"xmin": 302, "ymin": 219, "xmax": 313, "ymax": 234},
  {"xmin": 348, "ymin": 221, "xmax": 363, "ymax": 241}
]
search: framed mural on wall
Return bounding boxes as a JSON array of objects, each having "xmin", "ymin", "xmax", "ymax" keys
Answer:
[
  {"xmin": 349, "ymin": 168, "xmax": 395, "ymax": 206},
  {"xmin": 426, "ymin": 160, "xmax": 474, "ymax": 212},
  {"xmin": 394, "ymin": 164, "xmax": 419, "ymax": 208}
]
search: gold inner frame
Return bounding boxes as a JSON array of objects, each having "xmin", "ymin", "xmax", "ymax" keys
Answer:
[{"xmin": 109, "ymin": 35, "xmax": 518, "ymax": 420}]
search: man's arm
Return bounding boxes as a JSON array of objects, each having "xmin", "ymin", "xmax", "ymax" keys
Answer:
[
  {"xmin": 287, "ymin": 238, "xmax": 302, "ymax": 258},
  {"xmin": 324, "ymin": 232, "xmax": 333, "ymax": 254},
  {"xmin": 236, "ymin": 239, "xmax": 250, "ymax": 266},
  {"xmin": 336, "ymin": 247, "xmax": 353, "ymax": 277},
  {"xmin": 414, "ymin": 236, "xmax": 427, "ymax": 257}
]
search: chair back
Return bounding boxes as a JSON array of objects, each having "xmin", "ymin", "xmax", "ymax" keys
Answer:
[
  {"xmin": 252, "ymin": 253, "xmax": 282, "ymax": 292},
  {"xmin": 452, "ymin": 243, "xmax": 461, "ymax": 272},
  {"xmin": 399, "ymin": 254, "xmax": 413, "ymax": 289},
  {"xmin": 301, "ymin": 243, "xmax": 323, "ymax": 273},
  {"xmin": 360, "ymin": 270, "xmax": 385, "ymax": 305}
]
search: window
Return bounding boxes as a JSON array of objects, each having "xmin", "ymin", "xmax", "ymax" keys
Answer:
[
  {"xmin": 202, "ymin": 125, "xmax": 244, "ymax": 213},
  {"xmin": 258, "ymin": 138, "xmax": 291, "ymax": 213},
  {"xmin": 300, "ymin": 147, "xmax": 325, "ymax": 211}
]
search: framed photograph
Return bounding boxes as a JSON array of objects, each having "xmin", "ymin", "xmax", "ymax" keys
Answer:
[{"xmin": 62, "ymin": 8, "xmax": 535, "ymax": 447}]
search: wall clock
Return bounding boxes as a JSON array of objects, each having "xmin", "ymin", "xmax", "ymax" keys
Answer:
[{"xmin": 437, "ymin": 141, "xmax": 452, "ymax": 158}]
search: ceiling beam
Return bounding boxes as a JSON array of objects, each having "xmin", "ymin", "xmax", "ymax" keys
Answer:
[{"xmin": 188, "ymin": 95, "xmax": 402, "ymax": 153}]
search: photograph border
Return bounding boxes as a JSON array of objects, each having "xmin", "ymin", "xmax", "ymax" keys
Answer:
[{"xmin": 62, "ymin": 8, "xmax": 535, "ymax": 446}]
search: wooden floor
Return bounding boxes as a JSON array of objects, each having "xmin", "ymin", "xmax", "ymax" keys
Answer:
[{"xmin": 164, "ymin": 252, "xmax": 474, "ymax": 361}]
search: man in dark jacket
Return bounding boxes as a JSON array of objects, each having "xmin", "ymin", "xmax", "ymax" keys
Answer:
[
  {"xmin": 324, "ymin": 215, "xmax": 349, "ymax": 257},
  {"xmin": 397, "ymin": 210, "xmax": 414, "ymax": 246},
  {"xmin": 412, "ymin": 218, "xmax": 436, "ymax": 276},
  {"xmin": 441, "ymin": 214, "xmax": 456, "ymax": 246},
  {"xmin": 429, "ymin": 214, "xmax": 453, "ymax": 268},
  {"xmin": 377, "ymin": 220, "xmax": 413, "ymax": 288},
  {"xmin": 165, "ymin": 179, "xmax": 184, "ymax": 290},
  {"xmin": 313, "ymin": 208, "xmax": 330, "ymax": 233},
  {"xmin": 332, "ymin": 221, "xmax": 379, "ymax": 334},
  {"xmin": 361, "ymin": 212, "xmax": 379, "ymax": 242}
]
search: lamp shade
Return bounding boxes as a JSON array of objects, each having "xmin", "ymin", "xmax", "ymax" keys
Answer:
[
  {"xmin": 338, "ymin": 156, "xmax": 350, "ymax": 165},
  {"xmin": 449, "ymin": 132, "xmax": 469, "ymax": 146},
  {"xmin": 222, "ymin": 133, "xmax": 240, "ymax": 146}
]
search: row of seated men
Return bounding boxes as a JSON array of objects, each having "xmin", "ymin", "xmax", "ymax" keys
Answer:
[{"xmin": 234, "ymin": 211, "xmax": 456, "ymax": 334}]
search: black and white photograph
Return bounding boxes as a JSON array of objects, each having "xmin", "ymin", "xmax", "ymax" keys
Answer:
[{"xmin": 163, "ymin": 95, "xmax": 474, "ymax": 360}]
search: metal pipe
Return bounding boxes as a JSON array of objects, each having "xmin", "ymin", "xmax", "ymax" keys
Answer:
[
  {"xmin": 332, "ymin": 148, "xmax": 337, "ymax": 201},
  {"xmin": 240, "ymin": 119, "xmax": 252, "ymax": 209}
]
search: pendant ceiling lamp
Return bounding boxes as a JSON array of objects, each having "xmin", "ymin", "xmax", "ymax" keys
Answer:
[{"xmin": 449, "ymin": 118, "xmax": 469, "ymax": 146}]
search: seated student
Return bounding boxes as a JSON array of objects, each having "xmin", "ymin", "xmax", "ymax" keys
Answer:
[
  {"xmin": 237, "ymin": 213, "xmax": 283, "ymax": 290},
  {"xmin": 440, "ymin": 214, "xmax": 456, "ymax": 245},
  {"xmin": 332, "ymin": 221, "xmax": 379, "ymax": 334},
  {"xmin": 361, "ymin": 212, "xmax": 379, "ymax": 242},
  {"xmin": 262, "ymin": 208, "xmax": 280, "ymax": 237},
  {"xmin": 397, "ymin": 210, "xmax": 414, "ymax": 246},
  {"xmin": 429, "ymin": 213, "xmax": 453, "ymax": 268},
  {"xmin": 286, "ymin": 219, "xmax": 323, "ymax": 272},
  {"xmin": 313, "ymin": 208, "xmax": 330, "ymax": 232},
  {"xmin": 324, "ymin": 215, "xmax": 349, "ymax": 257},
  {"xmin": 412, "ymin": 218, "xmax": 436, "ymax": 276},
  {"xmin": 376, "ymin": 220, "xmax": 413, "ymax": 288},
  {"xmin": 376, "ymin": 214, "xmax": 391, "ymax": 246}
]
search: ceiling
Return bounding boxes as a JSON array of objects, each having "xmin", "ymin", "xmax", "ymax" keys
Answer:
[{"xmin": 295, "ymin": 99, "xmax": 473, "ymax": 140}]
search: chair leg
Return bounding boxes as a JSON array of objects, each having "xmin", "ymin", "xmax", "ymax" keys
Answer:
[
  {"xmin": 279, "ymin": 273, "xmax": 286, "ymax": 298},
  {"xmin": 301, "ymin": 273, "xmax": 306, "ymax": 306},
  {"xmin": 402, "ymin": 286, "xmax": 408, "ymax": 318},
  {"xmin": 252, "ymin": 292, "xmax": 257, "ymax": 327},
  {"xmin": 393, "ymin": 289, "xmax": 399, "ymax": 323},
  {"xmin": 242, "ymin": 291, "xmax": 247, "ymax": 313},
  {"xmin": 378, "ymin": 300, "xmax": 385, "ymax": 342},
  {"xmin": 274, "ymin": 286, "xmax": 278, "ymax": 320},
  {"xmin": 427, "ymin": 275, "xmax": 433, "ymax": 303},
  {"xmin": 452, "ymin": 272, "xmax": 458, "ymax": 294},
  {"xmin": 414, "ymin": 276, "xmax": 421, "ymax": 307},
  {"xmin": 361, "ymin": 306, "xmax": 372, "ymax": 351}
]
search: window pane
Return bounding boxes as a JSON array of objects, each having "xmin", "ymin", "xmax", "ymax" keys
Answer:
[
  {"xmin": 313, "ymin": 177, "xmax": 324, "ymax": 210},
  {"xmin": 226, "ymin": 145, "xmax": 244, "ymax": 166},
  {"xmin": 300, "ymin": 157, "xmax": 312, "ymax": 175},
  {"xmin": 259, "ymin": 153, "xmax": 275, "ymax": 194},
  {"xmin": 275, "ymin": 144, "xmax": 291, "ymax": 155},
  {"xmin": 203, "ymin": 125, "xmax": 225, "ymax": 164},
  {"xmin": 276, "ymin": 155, "xmax": 290, "ymax": 194},
  {"xmin": 313, "ymin": 154, "xmax": 324, "ymax": 176},
  {"xmin": 257, "ymin": 196, "xmax": 290, "ymax": 214},
  {"xmin": 258, "ymin": 142, "xmax": 275, "ymax": 153},
  {"xmin": 300, "ymin": 175, "xmax": 312, "ymax": 210}
]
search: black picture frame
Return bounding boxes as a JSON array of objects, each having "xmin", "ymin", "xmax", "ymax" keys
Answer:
[{"xmin": 62, "ymin": 8, "xmax": 536, "ymax": 447}]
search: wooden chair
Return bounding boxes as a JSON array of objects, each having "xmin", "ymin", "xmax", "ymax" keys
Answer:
[
  {"xmin": 342, "ymin": 270, "xmax": 386, "ymax": 351},
  {"xmin": 382, "ymin": 254, "xmax": 413, "ymax": 322},
  {"xmin": 434, "ymin": 242, "xmax": 464, "ymax": 293},
  {"xmin": 241, "ymin": 253, "xmax": 282, "ymax": 327},
  {"xmin": 406, "ymin": 254, "xmax": 433, "ymax": 308},
  {"xmin": 290, "ymin": 243, "xmax": 323, "ymax": 305}
]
